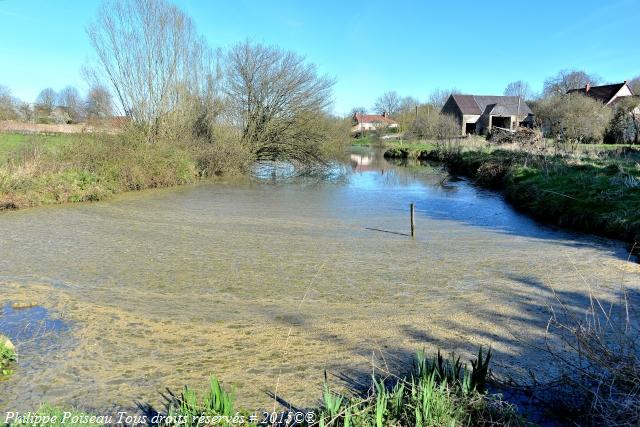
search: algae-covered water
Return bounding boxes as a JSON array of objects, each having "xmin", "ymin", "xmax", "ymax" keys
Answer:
[{"xmin": 1, "ymin": 147, "xmax": 638, "ymax": 414}]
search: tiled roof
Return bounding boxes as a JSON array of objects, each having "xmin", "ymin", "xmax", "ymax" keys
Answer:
[
  {"xmin": 567, "ymin": 82, "xmax": 627, "ymax": 104},
  {"xmin": 450, "ymin": 95, "xmax": 533, "ymax": 116}
]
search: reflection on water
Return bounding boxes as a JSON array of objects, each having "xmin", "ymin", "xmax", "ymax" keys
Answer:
[{"xmin": 0, "ymin": 147, "xmax": 638, "ymax": 413}]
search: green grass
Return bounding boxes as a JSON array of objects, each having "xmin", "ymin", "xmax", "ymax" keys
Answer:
[
  {"xmin": 156, "ymin": 348, "xmax": 522, "ymax": 426},
  {"xmin": 0, "ymin": 339, "xmax": 16, "ymax": 377},
  {"xmin": 0, "ymin": 133, "xmax": 75, "ymax": 160},
  {"xmin": 350, "ymin": 135, "xmax": 380, "ymax": 147}
]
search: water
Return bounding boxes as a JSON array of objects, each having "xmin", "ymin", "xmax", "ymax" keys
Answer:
[{"xmin": 0, "ymin": 147, "xmax": 638, "ymax": 413}]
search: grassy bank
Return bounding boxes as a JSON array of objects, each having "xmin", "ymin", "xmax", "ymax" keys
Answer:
[
  {"xmin": 0, "ymin": 131, "xmax": 248, "ymax": 210},
  {"xmin": 387, "ymin": 142, "xmax": 640, "ymax": 244}
]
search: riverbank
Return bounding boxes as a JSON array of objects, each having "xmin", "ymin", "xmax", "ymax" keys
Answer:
[
  {"xmin": 0, "ymin": 131, "xmax": 248, "ymax": 210},
  {"xmin": 385, "ymin": 143, "xmax": 640, "ymax": 245}
]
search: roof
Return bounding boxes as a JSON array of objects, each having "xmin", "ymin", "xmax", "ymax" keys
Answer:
[
  {"xmin": 567, "ymin": 82, "xmax": 627, "ymax": 103},
  {"xmin": 448, "ymin": 94, "xmax": 533, "ymax": 116},
  {"xmin": 353, "ymin": 113, "xmax": 397, "ymax": 125}
]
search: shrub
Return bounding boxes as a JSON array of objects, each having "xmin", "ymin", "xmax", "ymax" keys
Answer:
[
  {"xmin": 535, "ymin": 94, "xmax": 612, "ymax": 144},
  {"xmin": 0, "ymin": 337, "xmax": 16, "ymax": 376}
]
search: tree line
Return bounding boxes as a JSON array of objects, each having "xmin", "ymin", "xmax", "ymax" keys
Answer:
[
  {"xmin": 2, "ymin": 0, "xmax": 345, "ymax": 168},
  {"xmin": 0, "ymin": 84, "xmax": 113, "ymax": 124},
  {"xmin": 357, "ymin": 70, "xmax": 640, "ymax": 144}
]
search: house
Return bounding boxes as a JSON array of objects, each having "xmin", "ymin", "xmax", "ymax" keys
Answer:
[
  {"xmin": 352, "ymin": 112, "xmax": 399, "ymax": 134},
  {"xmin": 441, "ymin": 94, "xmax": 533, "ymax": 136},
  {"xmin": 567, "ymin": 81, "xmax": 635, "ymax": 105}
]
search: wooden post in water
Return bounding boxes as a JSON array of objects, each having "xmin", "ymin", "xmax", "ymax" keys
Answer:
[{"xmin": 410, "ymin": 203, "xmax": 415, "ymax": 237}]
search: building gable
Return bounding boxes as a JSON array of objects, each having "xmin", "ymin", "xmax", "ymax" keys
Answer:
[{"xmin": 567, "ymin": 82, "xmax": 633, "ymax": 105}]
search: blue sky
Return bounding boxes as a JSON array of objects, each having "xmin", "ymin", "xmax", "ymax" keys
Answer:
[{"xmin": 0, "ymin": 0, "xmax": 638, "ymax": 115}]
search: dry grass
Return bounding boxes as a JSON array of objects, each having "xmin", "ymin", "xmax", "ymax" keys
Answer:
[{"xmin": 542, "ymin": 280, "xmax": 640, "ymax": 425}]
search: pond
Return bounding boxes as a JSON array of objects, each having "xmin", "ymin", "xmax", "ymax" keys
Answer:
[{"xmin": 1, "ymin": 147, "xmax": 638, "ymax": 414}]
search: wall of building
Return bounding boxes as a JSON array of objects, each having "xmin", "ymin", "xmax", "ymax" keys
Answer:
[
  {"xmin": 609, "ymin": 85, "xmax": 634, "ymax": 104},
  {"xmin": 462, "ymin": 114, "xmax": 480, "ymax": 134}
]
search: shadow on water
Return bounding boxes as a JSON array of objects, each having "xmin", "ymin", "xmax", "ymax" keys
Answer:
[
  {"xmin": 0, "ymin": 146, "xmax": 637, "ymax": 422},
  {"xmin": 348, "ymin": 147, "xmax": 632, "ymax": 260},
  {"xmin": 128, "ymin": 262, "xmax": 637, "ymax": 426}
]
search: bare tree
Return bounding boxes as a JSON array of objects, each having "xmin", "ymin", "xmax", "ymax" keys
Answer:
[
  {"xmin": 542, "ymin": 69, "xmax": 602, "ymax": 97},
  {"xmin": 224, "ymin": 41, "xmax": 335, "ymax": 164},
  {"xmin": 349, "ymin": 106, "xmax": 367, "ymax": 117},
  {"xmin": 504, "ymin": 80, "xmax": 533, "ymax": 100},
  {"xmin": 0, "ymin": 85, "xmax": 18, "ymax": 120},
  {"xmin": 399, "ymin": 96, "xmax": 419, "ymax": 113},
  {"xmin": 36, "ymin": 88, "xmax": 57, "ymax": 114},
  {"xmin": 373, "ymin": 91, "xmax": 400, "ymax": 117},
  {"xmin": 86, "ymin": 0, "xmax": 214, "ymax": 138},
  {"xmin": 57, "ymin": 86, "xmax": 84, "ymax": 122},
  {"xmin": 16, "ymin": 102, "xmax": 34, "ymax": 122},
  {"xmin": 428, "ymin": 88, "xmax": 459, "ymax": 108},
  {"xmin": 85, "ymin": 85, "xmax": 113, "ymax": 119}
]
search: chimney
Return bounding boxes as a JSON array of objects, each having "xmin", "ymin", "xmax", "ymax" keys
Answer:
[
  {"xmin": 585, "ymin": 82, "xmax": 591, "ymax": 93},
  {"xmin": 382, "ymin": 111, "xmax": 387, "ymax": 118}
]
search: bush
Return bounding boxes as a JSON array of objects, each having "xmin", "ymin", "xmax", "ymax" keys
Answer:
[
  {"xmin": 0, "ymin": 336, "xmax": 16, "ymax": 376},
  {"xmin": 0, "ymin": 129, "xmax": 255, "ymax": 210},
  {"xmin": 605, "ymin": 97, "xmax": 640, "ymax": 145},
  {"xmin": 535, "ymin": 94, "xmax": 612, "ymax": 144}
]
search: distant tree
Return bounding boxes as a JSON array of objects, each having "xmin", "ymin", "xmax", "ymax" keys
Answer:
[
  {"xmin": 373, "ymin": 91, "xmax": 401, "ymax": 117},
  {"xmin": 85, "ymin": 85, "xmax": 113, "ymax": 119},
  {"xmin": 399, "ymin": 96, "xmax": 419, "ymax": 113},
  {"xmin": 36, "ymin": 88, "xmax": 57, "ymax": 114},
  {"xmin": 428, "ymin": 88, "xmax": 459, "ymax": 108},
  {"xmin": 542, "ymin": 69, "xmax": 602, "ymax": 97},
  {"xmin": 504, "ymin": 80, "xmax": 533, "ymax": 100},
  {"xmin": 225, "ymin": 40, "xmax": 335, "ymax": 164},
  {"xmin": 57, "ymin": 86, "xmax": 84, "ymax": 122},
  {"xmin": 16, "ymin": 102, "xmax": 34, "ymax": 122},
  {"xmin": 0, "ymin": 85, "xmax": 18, "ymax": 120},
  {"xmin": 629, "ymin": 76, "xmax": 640, "ymax": 95},
  {"xmin": 536, "ymin": 94, "xmax": 612, "ymax": 144},
  {"xmin": 407, "ymin": 109, "xmax": 458, "ymax": 140},
  {"xmin": 349, "ymin": 106, "xmax": 367, "ymax": 117}
]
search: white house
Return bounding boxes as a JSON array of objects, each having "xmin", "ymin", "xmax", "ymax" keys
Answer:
[{"xmin": 351, "ymin": 112, "xmax": 399, "ymax": 134}]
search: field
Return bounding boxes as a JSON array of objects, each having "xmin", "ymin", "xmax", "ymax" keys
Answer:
[{"xmin": 0, "ymin": 133, "xmax": 75, "ymax": 160}]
